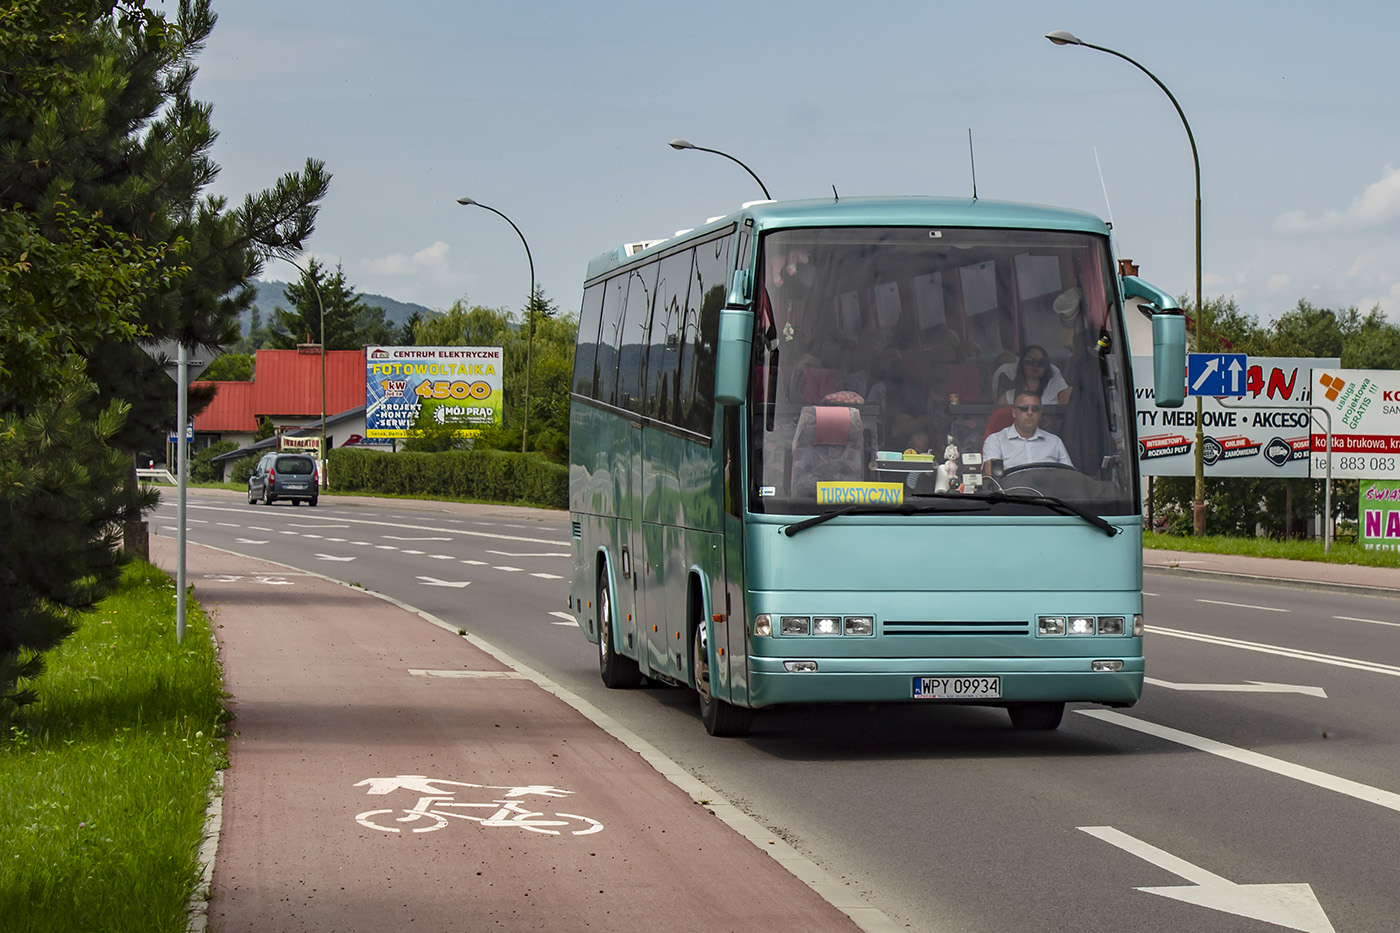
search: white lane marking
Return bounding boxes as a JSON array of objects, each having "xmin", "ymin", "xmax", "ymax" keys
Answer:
[
  {"xmin": 1144, "ymin": 677, "xmax": 1327, "ymax": 698},
  {"xmin": 1080, "ymin": 826, "xmax": 1336, "ymax": 933},
  {"xmin": 216, "ymin": 522, "xmax": 241, "ymax": 528},
  {"xmin": 429, "ymin": 554, "xmax": 455, "ymax": 560},
  {"xmin": 279, "ymin": 530, "xmax": 298, "ymax": 535},
  {"xmin": 408, "ymin": 669, "xmax": 526, "ymax": 680},
  {"xmin": 315, "ymin": 553, "xmax": 356, "ymax": 562},
  {"xmin": 249, "ymin": 526, "xmax": 273, "ymax": 532},
  {"xmin": 495, "ymin": 566, "xmax": 523, "ymax": 573},
  {"xmin": 460, "ymin": 559, "xmax": 487, "ymax": 565},
  {"xmin": 188, "ymin": 518, "xmax": 209, "ymax": 523},
  {"xmin": 417, "ymin": 576, "xmax": 472, "ymax": 588},
  {"xmin": 1196, "ymin": 598, "xmax": 1290, "ymax": 613},
  {"xmin": 288, "ymin": 523, "xmax": 348, "ymax": 528},
  {"xmin": 1079, "ymin": 710, "xmax": 1400, "ymax": 813},
  {"xmin": 384, "ymin": 535, "xmax": 452, "ymax": 541},
  {"xmin": 351, "ymin": 541, "xmax": 372, "ymax": 546},
  {"xmin": 1334, "ymin": 614, "xmax": 1400, "ymax": 629},
  {"xmin": 326, "ymin": 537, "xmax": 347, "ymax": 542},
  {"xmin": 1152, "ymin": 625, "xmax": 1400, "ymax": 678},
  {"xmin": 402, "ymin": 549, "xmax": 425, "ymax": 555},
  {"xmin": 375, "ymin": 545, "xmax": 398, "ymax": 550},
  {"xmin": 487, "ymin": 550, "xmax": 570, "ymax": 558},
  {"xmin": 1142, "ymin": 591, "xmax": 1159, "ymax": 597},
  {"xmin": 549, "ymin": 611, "xmax": 576, "ymax": 627},
  {"xmin": 531, "ymin": 572, "xmax": 563, "ymax": 580},
  {"xmin": 177, "ymin": 503, "xmax": 567, "ymax": 547},
  {"xmin": 302, "ymin": 534, "xmax": 324, "ymax": 539}
]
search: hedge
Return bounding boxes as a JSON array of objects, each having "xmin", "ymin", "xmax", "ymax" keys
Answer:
[{"xmin": 327, "ymin": 447, "xmax": 567, "ymax": 509}]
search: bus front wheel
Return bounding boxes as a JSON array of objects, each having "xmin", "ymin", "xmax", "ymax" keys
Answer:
[
  {"xmin": 693, "ymin": 625, "xmax": 753, "ymax": 737},
  {"xmin": 1007, "ymin": 701, "xmax": 1064, "ymax": 731},
  {"xmin": 597, "ymin": 575, "xmax": 641, "ymax": 689}
]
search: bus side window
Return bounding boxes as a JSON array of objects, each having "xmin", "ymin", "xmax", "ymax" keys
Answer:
[
  {"xmin": 574, "ymin": 283, "xmax": 605, "ymax": 400},
  {"xmin": 618, "ymin": 263, "xmax": 659, "ymax": 414},
  {"xmin": 683, "ymin": 233, "xmax": 731, "ymax": 435},
  {"xmin": 646, "ymin": 249, "xmax": 694, "ymax": 424},
  {"xmin": 597, "ymin": 275, "xmax": 627, "ymax": 407}
]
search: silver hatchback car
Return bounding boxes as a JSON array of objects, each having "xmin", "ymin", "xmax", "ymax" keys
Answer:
[{"xmin": 247, "ymin": 453, "xmax": 319, "ymax": 506}]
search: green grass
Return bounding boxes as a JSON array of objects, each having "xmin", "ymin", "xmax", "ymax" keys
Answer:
[
  {"xmin": 0, "ymin": 563, "xmax": 226, "ymax": 933},
  {"xmin": 1144, "ymin": 530, "xmax": 1400, "ymax": 568}
]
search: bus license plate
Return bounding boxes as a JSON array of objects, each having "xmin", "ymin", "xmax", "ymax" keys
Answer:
[{"xmin": 913, "ymin": 676, "xmax": 1000, "ymax": 699}]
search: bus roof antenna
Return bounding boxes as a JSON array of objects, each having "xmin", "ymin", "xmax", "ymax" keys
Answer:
[
  {"xmin": 832, "ymin": 184, "xmax": 839, "ymax": 201},
  {"xmin": 968, "ymin": 128, "xmax": 978, "ymax": 200}
]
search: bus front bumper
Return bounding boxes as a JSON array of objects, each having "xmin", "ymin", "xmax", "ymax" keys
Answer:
[{"xmin": 743, "ymin": 656, "xmax": 1144, "ymax": 708}]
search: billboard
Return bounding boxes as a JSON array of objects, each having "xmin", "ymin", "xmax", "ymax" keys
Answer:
[
  {"xmin": 365, "ymin": 346, "xmax": 504, "ymax": 439},
  {"xmin": 1361, "ymin": 480, "xmax": 1400, "ymax": 552},
  {"xmin": 1309, "ymin": 369, "xmax": 1400, "ymax": 479},
  {"xmin": 1132, "ymin": 357, "xmax": 1336, "ymax": 478}
]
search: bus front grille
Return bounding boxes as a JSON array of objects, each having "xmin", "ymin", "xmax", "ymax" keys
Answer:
[{"xmin": 883, "ymin": 620, "xmax": 1029, "ymax": 636}]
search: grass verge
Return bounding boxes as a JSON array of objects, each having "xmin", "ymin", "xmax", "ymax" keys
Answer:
[
  {"xmin": 1144, "ymin": 530, "xmax": 1400, "ymax": 568},
  {"xmin": 0, "ymin": 562, "xmax": 226, "ymax": 933}
]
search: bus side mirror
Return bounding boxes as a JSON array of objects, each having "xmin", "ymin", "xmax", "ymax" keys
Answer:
[
  {"xmin": 1151, "ymin": 310, "xmax": 1186, "ymax": 409},
  {"xmin": 725, "ymin": 269, "xmax": 752, "ymax": 309},
  {"xmin": 714, "ymin": 308, "xmax": 753, "ymax": 405}
]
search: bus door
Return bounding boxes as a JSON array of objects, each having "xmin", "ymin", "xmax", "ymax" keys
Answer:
[{"xmin": 719, "ymin": 406, "xmax": 749, "ymax": 705}]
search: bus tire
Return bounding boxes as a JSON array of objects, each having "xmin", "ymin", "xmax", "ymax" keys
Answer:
[
  {"xmin": 1007, "ymin": 701, "xmax": 1064, "ymax": 731},
  {"xmin": 597, "ymin": 574, "xmax": 641, "ymax": 689},
  {"xmin": 693, "ymin": 625, "xmax": 753, "ymax": 737}
]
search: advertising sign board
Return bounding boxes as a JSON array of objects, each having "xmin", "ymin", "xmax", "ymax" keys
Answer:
[
  {"xmin": 365, "ymin": 346, "xmax": 504, "ymax": 439},
  {"xmin": 1309, "ymin": 369, "xmax": 1400, "ymax": 479},
  {"xmin": 1360, "ymin": 480, "xmax": 1400, "ymax": 552},
  {"xmin": 1132, "ymin": 357, "xmax": 1336, "ymax": 478}
]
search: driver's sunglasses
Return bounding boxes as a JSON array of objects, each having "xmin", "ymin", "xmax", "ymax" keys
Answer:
[{"xmin": 1014, "ymin": 404, "xmax": 1043, "ymax": 413}]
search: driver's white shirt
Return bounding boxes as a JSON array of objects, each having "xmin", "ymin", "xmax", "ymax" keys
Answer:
[{"xmin": 982, "ymin": 425, "xmax": 1074, "ymax": 469}]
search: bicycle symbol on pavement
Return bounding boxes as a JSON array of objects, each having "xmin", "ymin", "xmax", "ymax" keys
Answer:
[{"xmin": 353, "ymin": 774, "xmax": 604, "ymax": 836}]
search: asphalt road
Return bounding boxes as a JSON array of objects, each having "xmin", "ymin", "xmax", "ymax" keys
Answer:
[{"xmin": 154, "ymin": 490, "xmax": 1400, "ymax": 933}]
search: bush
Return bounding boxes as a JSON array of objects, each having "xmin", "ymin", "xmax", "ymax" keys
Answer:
[
  {"xmin": 328, "ymin": 447, "xmax": 566, "ymax": 508},
  {"xmin": 189, "ymin": 440, "xmax": 238, "ymax": 483},
  {"xmin": 229, "ymin": 454, "xmax": 262, "ymax": 486}
]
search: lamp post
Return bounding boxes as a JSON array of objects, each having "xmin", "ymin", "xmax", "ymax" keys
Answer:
[
  {"xmin": 668, "ymin": 139, "xmax": 772, "ymax": 200},
  {"xmin": 1047, "ymin": 29, "xmax": 1206, "ymax": 535},
  {"xmin": 282, "ymin": 255, "xmax": 327, "ymax": 487},
  {"xmin": 457, "ymin": 197, "xmax": 535, "ymax": 453}
]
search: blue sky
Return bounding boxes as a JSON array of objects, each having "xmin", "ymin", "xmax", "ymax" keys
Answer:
[{"xmin": 190, "ymin": 1, "xmax": 1400, "ymax": 325}]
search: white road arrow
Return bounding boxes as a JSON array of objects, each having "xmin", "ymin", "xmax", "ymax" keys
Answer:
[
  {"xmin": 1145, "ymin": 677, "xmax": 1327, "ymax": 698},
  {"xmin": 1191, "ymin": 357, "xmax": 1220, "ymax": 391},
  {"xmin": 1081, "ymin": 826, "xmax": 1336, "ymax": 933},
  {"xmin": 1228, "ymin": 357, "xmax": 1244, "ymax": 394},
  {"xmin": 315, "ymin": 553, "xmax": 357, "ymax": 562},
  {"xmin": 417, "ymin": 576, "xmax": 472, "ymax": 588}
]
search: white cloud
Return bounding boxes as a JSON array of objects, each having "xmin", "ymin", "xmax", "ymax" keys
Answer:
[
  {"xmin": 1267, "ymin": 273, "xmax": 1291, "ymax": 292},
  {"xmin": 361, "ymin": 241, "xmax": 453, "ymax": 279},
  {"xmin": 1275, "ymin": 164, "xmax": 1400, "ymax": 233}
]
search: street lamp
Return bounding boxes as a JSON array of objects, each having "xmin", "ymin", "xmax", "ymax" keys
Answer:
[
  {"xmin": 1046, "ymin": 29, "xmax": 1206, "ymax": 535},
  {"xmin": 282, "ymin": 254, "xmax": 327, "ymax": 488},
  {"xmin": 668, "ymin": 139, "xmax": 772, "ymax": 200},
  {"xmin": 457, "ymin": 197, "xmax": 535, "ymax": 453}
]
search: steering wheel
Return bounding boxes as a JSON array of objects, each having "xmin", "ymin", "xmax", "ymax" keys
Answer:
[{"xmin": 1002, "ymin": 461, "xmax": 1078, "ymax": 475}]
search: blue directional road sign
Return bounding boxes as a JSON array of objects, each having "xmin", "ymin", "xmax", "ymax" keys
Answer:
[{"xmin": 1186, "ymin": 352, "xmax": 1247, "ymax": 397}]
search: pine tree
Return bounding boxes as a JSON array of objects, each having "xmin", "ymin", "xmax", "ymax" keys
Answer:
[{"xmin": 265, "ymin": 259, "xmax": 393, "ymax": 351}]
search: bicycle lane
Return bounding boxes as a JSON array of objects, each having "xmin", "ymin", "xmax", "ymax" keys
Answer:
[{"xmin": 151, "ymin": 537, "xmax": 868, "ymax": 933}]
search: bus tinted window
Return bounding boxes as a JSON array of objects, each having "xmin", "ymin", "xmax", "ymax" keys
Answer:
[
  {"xmin": 597, "ymin": 274, "xmax": 628, "ymax": 406},
  {"xmin": 574, "ymin": 283, "xmax": 605, "ymax": 398},
  {"xmin": 618, "ymin": 263, "xmax": 659, "ymax": 413},
  {"xmin": 681, "ymin": 233, "xmax": 731, "ymax": 434},
  {"xmin": 646, "ymin": 249, "xmax": 694, "ymax": 422}
]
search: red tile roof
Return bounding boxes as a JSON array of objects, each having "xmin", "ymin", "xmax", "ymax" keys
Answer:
[{"xmin": 193, "ymin": 349, "xmax": 367, "ymax": 433}]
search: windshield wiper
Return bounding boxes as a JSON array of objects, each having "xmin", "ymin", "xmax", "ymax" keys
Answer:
[
  {"xmin": 959, "ymin": 489, "xmax": 1120, "ymax": 537},
  {"xmin": 781, "ymin": 496, "xmax": 990, "ymax": 537}
]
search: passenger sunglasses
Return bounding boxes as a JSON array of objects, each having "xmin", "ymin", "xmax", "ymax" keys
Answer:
[{"xmin": 1014, "ymin": 404, "xmax": 1043, "ymax": 413}]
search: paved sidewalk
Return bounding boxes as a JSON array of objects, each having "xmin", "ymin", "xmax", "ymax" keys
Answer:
[
  {"xmin": 149, "ymin": 537, "xmax": 875, "ymax": 933},
  {"xmin": 1144, "ymin": 547, "xmax": 1400, "ymax": 596}
]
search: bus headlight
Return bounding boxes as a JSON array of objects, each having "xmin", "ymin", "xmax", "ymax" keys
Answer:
[
  {"xmin": 1067, "ymin": 616, "xmax": 1096, "ymax": 636},
  {"xmin": 1038, "ymin": 616, "xmax": 1067, "ymax": 636},
  {"xmin": 1133, "ymin": 614, "xmax": 1144, "ymax": 636},
  {"xmin": 843, "ymin": 616, "xmax": 874, "ymax": 636},
  {"xmin": 780, "ymin": 616, "xmax": 811, "ymax": 636},
  {"xmin": 1092, "ymin": 660, "xmax": 1124, "ymax": 672},
  {"xmin": 812, "ymin": 615, "xmax": 841, "ymax": 636},
  {"xmin": 754, "ymin": 614, "xmax": 772, "ymax": 637}
]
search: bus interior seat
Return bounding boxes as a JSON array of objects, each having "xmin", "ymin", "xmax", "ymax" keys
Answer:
[
  {"xmin": 791, "ymin": 405, "xmax": 864, "ymax": 498},
  {"xmin": 947, "ymin": 363, "xmax": 983, "ymax": 402},
  {"xmin": 798, "ymin": 368, "xmax": 841, "ymax": 404},
  {"xmin": 982, "ymin": 405, "xmax": 1015, "ymax": 444}
]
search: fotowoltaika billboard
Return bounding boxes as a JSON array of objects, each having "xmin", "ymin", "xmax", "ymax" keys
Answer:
[
  {"xmin": 365, "ymin": 346, "xmax": 503, "ymax": 439},
  {"xmin": 1310, "ymin": 369, "xmax": 1400, "ymax": 479},
  {"xmin": 1131, "ymin": 357, "xmax": 1336, "ymax": 478}
]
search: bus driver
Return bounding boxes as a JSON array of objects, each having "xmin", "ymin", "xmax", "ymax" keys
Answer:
[{"xmin": 982, "ymin": 390, "xmax": 1075, "ymax": 473}]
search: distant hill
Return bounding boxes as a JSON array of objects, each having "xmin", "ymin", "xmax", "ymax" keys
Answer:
[{"xmin": 239, "ymin": 279, "xmax": 435, "ymax": 334}]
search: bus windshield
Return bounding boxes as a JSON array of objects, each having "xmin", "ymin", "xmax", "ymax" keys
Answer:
[{"xmin": 749, "ymin": 226, "xmax": 1137, "ymax": 517}]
